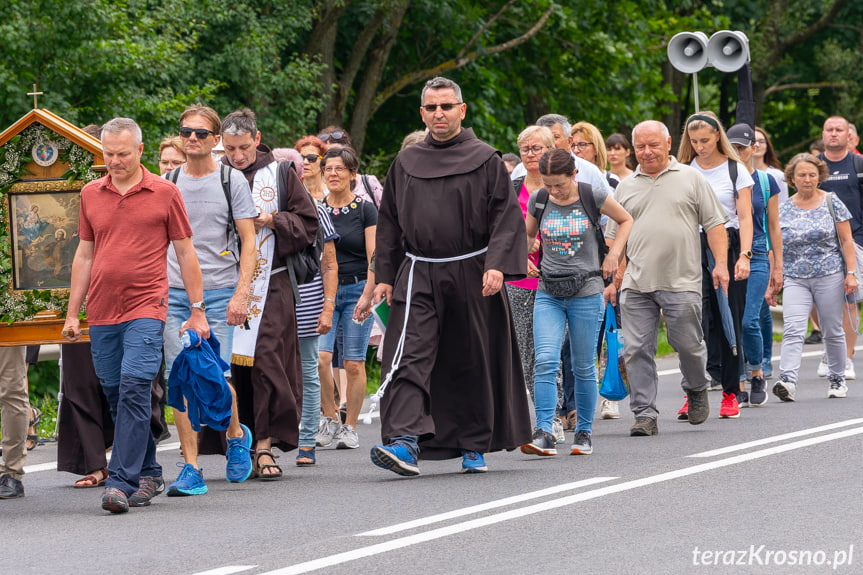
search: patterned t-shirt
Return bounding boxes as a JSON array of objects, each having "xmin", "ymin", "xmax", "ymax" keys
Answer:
[
  {"xmin": 527, "ymin": 186, "xmax": 608, "ymax": 297},
  {"xmin": 780, "ymin": 193, "xmax": 851, "ymax": 278}
]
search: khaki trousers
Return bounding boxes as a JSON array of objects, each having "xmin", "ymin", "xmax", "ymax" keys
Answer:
[{"xmin": 0, "ymin": 346, "xmax": 29, "ymax": 480}]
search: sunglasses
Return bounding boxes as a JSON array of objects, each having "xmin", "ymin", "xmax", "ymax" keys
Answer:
[
  {"xmin": 302, "ymin": 154, "xmax": 322, "ymax": 162},
  {"xmin": 179, "ymin": 127, "xmax": 216, "ymax": 139},
  {"xmin": 318, "ymin": 131, "xmax": 345, "ymax": 143},
  {"xmin": 422, "ymin": 103, "xmax": 463, "ymax": 112}
]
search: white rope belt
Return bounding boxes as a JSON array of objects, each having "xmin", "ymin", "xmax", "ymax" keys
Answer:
[{"xmin": 362, "ymin": 246, "xmax": 489, "ymax": 424}]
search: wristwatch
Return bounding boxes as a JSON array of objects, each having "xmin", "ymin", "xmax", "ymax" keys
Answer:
[
  {"xmin": 741, "ymin": 250, "xmax": 753, "ymax": 260},
  {"xmin": 191, "ymin": 301, "xmax": 207, "ymax": 312}
]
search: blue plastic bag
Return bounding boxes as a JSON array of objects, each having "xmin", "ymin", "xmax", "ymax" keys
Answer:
[{"xmin": 598, "ymin": 305, "xmax": 630, "ymax": 401}]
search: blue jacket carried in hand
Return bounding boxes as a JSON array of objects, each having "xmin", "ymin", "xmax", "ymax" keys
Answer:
[{"xmin": 167, "ymin": 330, "xmax": 232, "ymax": 432}]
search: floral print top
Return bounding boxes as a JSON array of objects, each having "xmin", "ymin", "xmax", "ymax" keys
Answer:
[{"xmin": 779, "ymin": 193, "xmax": 851, "ymax": 278}]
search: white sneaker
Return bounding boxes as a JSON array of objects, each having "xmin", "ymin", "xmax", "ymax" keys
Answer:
[
  {"xmin": 817, "ymin": 354, "xmax": 828, "ymax": 378},
  {"xmin": 845, "ymin": 358, "xmax": 856, "ymax": 380},
  {"xmin": 334, "ymin": 424, "xmax": 359, "ymax": 449},
  {"xmin": 315, "ymin": 417, "xmax": 339, "ymax": 447},
  {"xmin": 772, "ymin": 378, "xmax": 797, "ymax": 402},
  {"xmin": 552, "ymin": 417, "xmax": 566, "ymax": 444},
  {"xmin": 828, "ymin": 375, "xmax": 848, "ymax": 398},
  {"xmin": 600, "ymin": 399, "xmax": 620, "ymax": 419}
]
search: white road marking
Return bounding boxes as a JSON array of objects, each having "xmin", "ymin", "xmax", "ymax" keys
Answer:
[
  {"xmin": 688, "ymin": 418, "xmax": 863, "ymax": 458},
  {"xmin": 357, "ymin": 476, "xmax": 616, "ymax": 537},
  {"xmin": 656, "ymin": 345, "xmax": 863, "ymax": 377},
  {"xmin": 261, "ymin": 426, "xmax": 863, "ymax": 575},
  {"xmin": 189, "ymin": 567, "xmax": 257, "ymax": 575},
  {"xmin": 23, "ymin": 441, "xmax": 181, "ymax": 475}
]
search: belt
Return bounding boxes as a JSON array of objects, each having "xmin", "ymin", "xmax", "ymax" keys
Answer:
[
  {"xmin": 362, "ymin": 246, "xmax": 489, "ymax": 423},
  {"xmin": 338, "ymin": 275, "xmax": 367, "ymax": 285}
]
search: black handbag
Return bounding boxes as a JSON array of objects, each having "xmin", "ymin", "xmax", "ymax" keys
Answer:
[{"xmin": 541, "ymin": 270, "xmax": 601, "ymax": 298}]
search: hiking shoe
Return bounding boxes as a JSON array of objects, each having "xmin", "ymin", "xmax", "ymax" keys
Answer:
[
  {"xmin": 461, "ymin": 451, "xmax": 488, "ymax": 473},
  {"xmin": 845, "ymin": 358, "xmax": 856, "ymax": 380},
  {"xmin": 0, "ymin": 474, "xmax": 24, "ymax": 499},
  {"xmin": 630, "ymin": 416, "xmax": 658, "ymax": 436},
  {"xmin": 334, "ymin": 424, "xmax": 359, "ymax": 449},
  {"xmin": 552, "ymin": 417, "xmax": 566, "ymax": 444},
  {"xmin": 805, "ymin": 329, "xmax": 822, "ymax": 344},
  {"xmin": 736, "ymin": 390, "xmax": 750, "ymax": 408},
  {"xmin": 570, "ymin": 430, "xmax": 593, "ymax": 455},
  {"xmin": 772, "ymin": 378, "xmax": 796, "ymax": 402},
  {"xmin": 370, "ymin": 443, "xmax": 420, "ymax": 476},
  {"xmin": 167, "ymin": 463, "xmax": 207, "ymax": 496},
  {"xmin": 101, "ymin": 487, "xmax": 129, "ymax": 514},
  {"xmin": 707, "ymin": 379, "xmax": 723, "ymax": 391},
  {"xmin": 600, "ymin": 399, "xmax": 620, "ymax": 419},
  {"xmin": 128, "ymin": 476, "xmax": 165, "ymax": 507},
  {"xmin": 828, "ymin": 375, "xmax": 848, "ymax": 398},
  {"xmin": 225, "ymin": 423, "xmax": 253, "ymax": 483},
  {"xmin": 677, "ymin": 396, "xmax": 689, "ymax": 421},
  {"xmin": 817, "ymin": 354, "xmax": 828, "ymax": 378},
  {"xmin": 720, "ymin": 392, "xmax": 740, "ymax": 419},
  {"xmin": 687, "ymin": 388, "xmax": 710, "ymax": 425},
  {"xmin": 750, "ymin": 376, "xmax": 768, "ymax": 406},
  {"xmin": 521, "ymin": 428, "xmax": 557, "ymax": 456},
  {"xmin": 315, "ymin": 417, "xmax": 339, "ymax": 447}
]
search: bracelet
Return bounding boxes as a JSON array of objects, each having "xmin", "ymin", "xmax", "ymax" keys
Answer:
[{"xmin": 324, "ymin": 297, "xmax": 335, "ymax": 304}]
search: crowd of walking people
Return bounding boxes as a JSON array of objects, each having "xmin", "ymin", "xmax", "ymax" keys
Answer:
[{"xmin": 0, "ymin": 76, "xmax": 861, "ymax": 513}]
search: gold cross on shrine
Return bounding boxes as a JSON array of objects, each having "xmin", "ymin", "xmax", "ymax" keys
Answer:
[{"xmin": 27, "ymin": 84, "xmax": 43, "ymax": 109}]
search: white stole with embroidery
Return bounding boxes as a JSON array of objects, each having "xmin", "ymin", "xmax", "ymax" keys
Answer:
[{"xmin": 231, "ymin": 161, "xmax": 280, "ymax": 366}]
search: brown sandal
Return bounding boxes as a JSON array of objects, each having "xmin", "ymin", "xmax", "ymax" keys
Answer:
[
  {"xmin": 74, "ymin": 468, "xmax": 108, "ymax": 488},
  {"xmin": 253, "ymin": 449, "xmax": 282, "ymax": 480},
  {"xmin": 26, "ymin": 406, "xmax": 42, "ymax": 450}
]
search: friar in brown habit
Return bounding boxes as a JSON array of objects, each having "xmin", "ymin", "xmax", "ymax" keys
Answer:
[{"xmin": 370, "ymin": 76, "xmax": 531, "ymax": 475}]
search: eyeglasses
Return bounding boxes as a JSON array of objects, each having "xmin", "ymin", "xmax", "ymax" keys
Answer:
[
  {"xmin": 302, "ymin": 154, "xmax": 322, "ymax": 162},
  {"xmin": 179, "ymin": 127, "xmax": 216, "ymax": 139},
  {"xmin": 318, "ymin": 131, "xmax": 345, "ymax": 143},
  {"xmin": 323, "ymin": 166, "xmax": 348, "ymax": 174},
  {"xmin": 422, "ymin": 103, "xmax": 463, "ymax": 112},
  {"xmin": 570, "ymin": 142, "xmax": 593, "ymax": 151},
  {"xmin": 754, "ymin": 139, "xmax": 767, "ymax": 145},
  {"xmin": 519, "ymin": 145, "xmax": 546, "ymax": 156}
]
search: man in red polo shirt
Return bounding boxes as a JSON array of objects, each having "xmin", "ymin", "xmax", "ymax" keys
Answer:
[{"xmin": 63, "ymin": 117, "xmax": 210, "ymax": 514}]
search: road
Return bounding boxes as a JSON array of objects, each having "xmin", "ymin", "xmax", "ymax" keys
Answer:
[{"xmin": 2, "ymin": 343, "xmax": 861, "ymax": 575}]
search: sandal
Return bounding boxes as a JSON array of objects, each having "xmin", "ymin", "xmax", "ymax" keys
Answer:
[
  {"xmin": 26, "ymin": 406, "xmax": 42, "ymax": 451},
  {"xmin": 296, "ymin": 447, "xmax": 316, "ymax": 467},
  {"xmin": 74, "ymin": 468, "xmax": 108, "ymax": 488},
  {"xmin": 564, "ymin": 410, "xmax": 577, "ymax": 431},
  {"xmin": 253, "ymin": 449, "xmax": 282, "ymax": 480}
]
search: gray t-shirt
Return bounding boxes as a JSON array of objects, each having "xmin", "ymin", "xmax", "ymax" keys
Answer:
[
  {"xmin": 167, "ymin": 166, "xmax": 257, "ymax": 289},
  {"xmin": 527, "ymin": 186, "xmax": 608, "ymax": 297}
]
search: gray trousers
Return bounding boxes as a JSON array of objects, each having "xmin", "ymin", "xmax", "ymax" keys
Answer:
[
  {"xmin": 0, "ymin": 346, "xmax": 28, "ymax": 480},
  {"xmin": 780, "ymin": 272, "xmax": 846, "ymax": 384},
  {"xmin": 620, "ymin": 289, "xmax": 709, "ymax": 419}
]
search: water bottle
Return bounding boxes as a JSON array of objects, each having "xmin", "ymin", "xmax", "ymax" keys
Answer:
[{"xmin": 181, "ymin": 330, "xmax": 199, "ymax": 349}]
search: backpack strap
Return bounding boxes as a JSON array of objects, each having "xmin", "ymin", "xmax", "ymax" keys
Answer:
[
  {"xmin": 577, "ymin": 182, "xmax": 611, "ymax": 275},
  {"xmin": 512, "ymin": 177, "xmax": 525, "ymax": 196},
  {"xmin": 166, "ymin": 166, "xmax": 181, "ymax": 185},
  {"xmin": 531, "ymin": 188, "xmax": 549, "ymax": 220},
  {"xmin": 756, "ymin": 169, "xmax": 771, "ymax": 251},
  {"xmin": 727, "ymin": 160, "xmax": 739, "ymax": 199},
  {"xmin": 853, "ymin": 153, "xmax": 863, "ymax": 197},
  {"xmin": 219, "ymin": 164, "xmax": 239, "ymax": 260},
  {"xmin": 275, "ymin": 161, "xmax": 303, "ymax": 303},
  {"xmin": 825, "ymin": 192, "xmax": 842, "ymax": 252},
  {"xmin": 361, "ymin": 174, "xmax": 379, "ymax": 209}
]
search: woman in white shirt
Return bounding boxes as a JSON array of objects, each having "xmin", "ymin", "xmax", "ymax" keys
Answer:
[{"xmin": 677, "ymin": 111, "xmax": 754, "ymax": 420}]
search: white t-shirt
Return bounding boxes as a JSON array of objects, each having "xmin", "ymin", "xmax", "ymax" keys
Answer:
[
  {"xmin": 690, "ymin": 159, "xmax": 754, "ymax": 229},
  {"xmin": 765, "ymin": 166, "xmax": 789, "ymax": 205}
]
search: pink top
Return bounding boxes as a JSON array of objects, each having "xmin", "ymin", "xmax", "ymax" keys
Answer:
[{"xmin": 508, "ymin": 182, "xmax": 539, "ymax": 290}]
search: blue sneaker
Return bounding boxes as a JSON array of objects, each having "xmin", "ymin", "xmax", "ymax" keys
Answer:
[
  {"xmin": 370, "ymin": 443, "xmax": 420, "ymax": 476},
  {"xmin": 167, "ymin": 463, "xmax": 208, "ymax": 496},
  {"xmin": 461, "ymin": 450, "xmax": 488, "ymax": 473},
  {"xmin": 225, "ymin": 424, "xmax": 253, "ymax": 483}
]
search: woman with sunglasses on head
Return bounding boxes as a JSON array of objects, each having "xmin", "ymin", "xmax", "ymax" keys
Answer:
[
  {"xmin": 317, "ymin": 127, "xmax": 384, "ymax": 209},
  {"xmin": 317, "ymin": 147, "xmax": 377, "ymax": 450},
  {"xmin": 677, "ymin": 110, "xmax": 754, "ymax": 420},
  {"xmin": 293, "ymin": 135, "xmax": 328, "ymax": 201},
  {"xmin": 727, "ymin": 124, "xmax": 783, "ymax": 408}
]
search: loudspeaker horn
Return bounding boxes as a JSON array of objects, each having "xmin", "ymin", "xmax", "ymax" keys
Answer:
[
  {"xmin": 667, "ymin": 31, "xmax": 709, "ymax": 74},
  {"xmin": 707, "ymin": 30, "xmax": 749, "ymax": 73}
]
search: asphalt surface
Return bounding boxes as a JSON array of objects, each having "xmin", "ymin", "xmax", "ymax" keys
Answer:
[{"xmin": 2, "ymin": 342, "xmax": 861, "ymax": 575}]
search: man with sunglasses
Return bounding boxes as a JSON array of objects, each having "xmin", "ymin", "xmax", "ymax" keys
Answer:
[
  {"xmin": 161, "ymin": 105, "xmax": 258, "ymax": 498},
  {"xmin": 370, "ymin": 76, "xmax": 530, "ymax": 477}
]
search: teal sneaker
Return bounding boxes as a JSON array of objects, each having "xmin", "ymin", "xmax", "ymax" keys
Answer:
[
  {"xmin": 370, "ymin": 443, "xmax": 420, "ymax": 476},
  {"xmin": 461, "ymin": 450, "xmax": 488, "ymax": 473},
  {"xmin": 167, "ymin": 463, "xmax": 207, "ymax": 496},
  {"xmin": 225, "ymin": 424, "xmax": 253, "ymax": 483}
]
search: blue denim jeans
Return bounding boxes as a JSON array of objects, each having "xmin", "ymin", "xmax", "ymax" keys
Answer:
[
  {"xmin": 319, "ymin": 281, "xmax": 373, "ymax": 361},
  {"xmin": 533, "ymin": 291, "xmax": 604, "ymax": 435},
  {"xmin": 165, "ymin": 286, "xmax": 234, "ymax": 378},
  {"xmin": 90, "ymin": 318, "xmax": 165, "ymax": 495},
  {"xmin": 742, "ymin": 250, "xmax": 770, "ymax": 371},
  {"xmin": 298, "ymin": 336, "xmax": 320, "ymax": 448}
]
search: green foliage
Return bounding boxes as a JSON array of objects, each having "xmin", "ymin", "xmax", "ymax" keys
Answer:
[{"xmin": 28, "ymin": 360, "xmax": 59, "ymax": 399}]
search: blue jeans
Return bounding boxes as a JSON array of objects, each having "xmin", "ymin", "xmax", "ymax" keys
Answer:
[
  {"xmin": 165, "ymin": 286, "xmax": 234, "ymax": 378},
  {"xmin": 742, "ymin": 251, "xmax": 770, "ymax": 371},
  {"xmin": 533, "ymin": 292, "xmax": 604, "ymax": 435},
  {"xmin": 298, "ymin": 336, "xmax": 320, "ymax": 448},
  {"xmin": 90, "ymin": 318, "xmax": 164, "ymax": 495},
  {"xmin": 759, "ymin": 299, "xmax": 773, "ymax": 369},
  {"xmin": 319, "ymin": 281, "xmax": 374, "ymax": 361},
  {"xmin": 560, "ymin": 332, "xmax": 575, "ymax": 415}
]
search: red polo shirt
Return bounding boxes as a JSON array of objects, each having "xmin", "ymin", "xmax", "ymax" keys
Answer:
[{"xmin": 78, "ymin": 165, "xmax": 193, "ymax": 325}]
